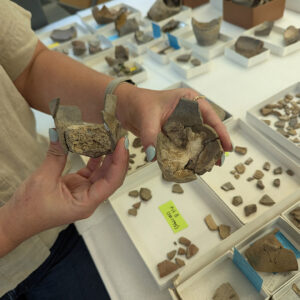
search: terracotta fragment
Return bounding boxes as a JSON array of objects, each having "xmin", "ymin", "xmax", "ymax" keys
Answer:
[
  {"xmin": 186, "ymin": 244, "xmax": 199, "ymax": 259},
  {"xmin": 175, "ymin": 258, "xmax": 185, "ymax": 267},
  {"xmin": 273, "ymin": 178, "xmax": 280, "ymax": 187},
  {"xmin": 172, "ymin": 184, "xmax": 184, "ymax": 194},
  {"xmin": 157, "ymin": 260, "xmax": 179, "ymax": 278},
  {"xmin": 176, "ymin": 54, "xmax": 191, "ymax": 62},
  {"xmin": 283, "ymin": 26, "xmax": 300, "ymax": 46},
  {"xmin": 256, "ymin": 180, "xmax": 265, "ymax": 190},
  {"xmin": 204, "ymin": 214, "xmax": 218, "ymax": 231},
  {"xmin": 167, "ymin": 250, "xmax": 177, "ymax": 260},
  {"xmin": 244, "ymin": 204, "xmax": 257, "ymax": 216},
  {"xmin": 234, "ymin": 146, "xmax": 247, "ymax": 155},
  {"xmin": 191, "ymin": 58, "xmax": 201, "ymax": 66},
  {"xmin": 232, "ymin": 196, "xmax": 243, "ymax": 206},
  {"xmin": 140, "ymin": 188, "xmax": 152, "ymax": 201},
  {"xmin": 259, "ymin": 194, "xmax": 275, "ymax": 206},
  {"xmin": 253, "ymin": 170, "xmax": 264, "ymax": 180},
  {"xmin": 50, "ymin": 26, "xmax": 77, "ymax": 42},
  {"xmin": 218, "ymin": 224, "xmax": 231, "ymax": 239},
  {"xmin": 263, "ymin": 162, "xmax": 270, "ymax": 171},
  {"xmin": 254, "ymin": 21, "xmax": 273, "ymax": 37},
  {"xmin": 177, "ymin": 247, "xmax": 186, "ymax": 255},
  {"xmin": 133, "ymin": 202, "xmax": 141, "ymax": 209},
  {"xmin": 273, "ymin": 167, "xmax": 282, "ymax": 175},
  {"xmin": 134, "ymin": 30, "xmax": 153, "ymax": 45},
  {"xmin": 213, "ymin": 282, "xmax": 240, "ymax": 300},
  {"xmin": 178, "ymin": 237, "xmax": 191, "ymax": 247},
  {"xmin": 286, "ymin": 169, "xmax": 295, "ymax": 176},
  {"xmin": 147, "ymin": 0, "xmax": 181, "ymax": 22},
  {"xmin": 72, "ymin": 40, "xmax": 86, "ymax": 56},
  {"xmin": 133, "ymin": 137, "xmax": 142, "ymax": 148},
  {"xmin": 221, "ymin": 182, "xmax": 235, "ymax": 191},
  {"xmin": 245, "ymin": 231, "xmax": 298, "ymax": 272},
  {"xmin": 292, "ymin": 283, "xmax": 300, "ymax": 297},
  {"xmin": 235, "ymin": 36, "xmax": 264, "ymax": 58},
  {"xmin": 244, "ymin": 157, "xmax": 253, "ymax": 165},
  {"xmin": 129, "ymin": 190, "xmax": 139, "ymax": 197},
  {"xmin": 115, "ymin": 13, "xmax": 139, "ymax": 37},
  {"xmin": 161, "ymin": 19, "xmax": 180, "ymax": 33},
  {"xmin": 235, "ymin": 163, "xmax": 245, "ymax": 174},
  {"xmin": 128, "ymin": 208, "xmax": 137, "ymax": 216}
]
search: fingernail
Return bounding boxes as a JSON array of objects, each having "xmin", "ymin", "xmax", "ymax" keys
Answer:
[
  {"xmin": 124, "ymin": 135, "xmax": 129, "ymax": 150},
  {"xmin": 146, "ymin": 145, "xmax": 156, "ymax": 162},
  {"xmin": 220, "ymin": 153, "xmax": 225, "ymax": 166},
  {"xmin": 49, "ymin": 128, "xmax": 58, "ymax": 143}
]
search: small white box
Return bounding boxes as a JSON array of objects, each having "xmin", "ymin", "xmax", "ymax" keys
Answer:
[{"xmin": 224, "ymin": 44, "xmax": 270, "ymax": 68}]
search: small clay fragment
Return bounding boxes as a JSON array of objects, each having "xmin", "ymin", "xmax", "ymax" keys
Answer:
[
  {"xmin": 213, "ymin": 282, "xmax": 240, "ymax": 300},
  {"xmin": 129, "ymin": 153, "xmax": 136, "ymax": 158},
  {"xmin": 176, "ymin": 54, "xmax": 191, "ymax": 63},
  {"xmin": 88, "ymin": 39, "xmax": 102, "ymax": 55},
  {"xmin": 275, "ymin": 121, "xmax": 285, "ymax": 128},
  {"xmin": 72, "ymin": 40, "xmax": 86, "ymax": 56},
  {"xmin": 133, "ymin": 137, "xmax": 142, "ymax": 148},
  {"xmin": 129, "ymin": 158, "xmax": 134, "ymax": 164},
  {"xmin": 178, "ymin": 237, "xmax": 191, "ymax": 247},
  {"xmin": 177, "ymin": 247, "xmax": 186, "ymax": 255},
  {"xmin": 244, "ymin": 204, "xmax": 257, "ymax": 217},
  {"xmin": 218, "ymin": 224, "xmax": 231, "ymax": 240},
  {"xmin": 256, "ymin": 180, "xmax": 265, "ymax": 190},
  {"xmin": 221, "ymin": 182, "xmax": 235, "ymax": 191},
  {"xmin": 133, "ymin": 202, "xmax": 141, "ymax": 209},
  {"xmin": 273, "ymin": 167, "xmax": 282, "ymax": 175},
  {"xmin": 263, "ymin": 162, "xmax": 270, "ymax": 171},
  {"xmin": 244, "ymin": 157, "xmax": 253, "ymax": 165},
  {"xmin": 167, "ymin": 250, "xmax": 177, "ymax": 260},
  {"xmin": 186, "ymin": 244, "xmax": 199, "ymax": 259},
  {"xmin": 161, "ymin": 19, "xmax": 180, "ymax": 33},
  {"xmin": 292, "ymin": 283, "xmax": 300, "ymax": 297},
  {"xmin": 234, "ymin": 174, "xmax": 240, "ymax": 180},
  {"xmin": 175, "ymin": 258, "xmax": 185, "ymax": 267},
  {"xmin": 235, "ymin": 163, "xmax": 245, "ymax": 174},
  {"xmin": 284, "ymin": 26, "xmax": 300, "ymax": 46},
  {"xmin": 204, "ymin": 214, "xmax": 218, "ymax": 231},
  {"xmin": 286, "ymin": 169, "xmax": 295, "ymax": 176},
  {"xmin": 172, "ymin": 184, "xmax": 184, "ymax": 194},
  {"xmin": 128, "ymin": 208, "xmax": 137, "ymax": 216},
  {"xmin": 129, "ymin": 190, "xmax": 139, "ymax": 198},
  {"xmin": 260, "ymin": 107, "xmax": 273, "ymax": 116},
  {"xmin": 190, "ymin": 58, "xmax": 201, "ymax": 66},
  {"xmin": 277, "ymin": 128, "xmax": 290, "ymax": 137},
  {"xmin": 279, "ymin": 115, "xmax": 290, "ymax": 121},
  {"xmin": 253, "ymin": 170, "xmax": 264, "ymax": 180},
  {"xmin": 50, "ymin": 26, "xmax": 77, "ymax": 42},
  {"xmin": 235, "ymin": 36, "xmax": 264, "ymax": 58},
  {"xmin": 234, "ymin": 146, "xmax": 247, "ymax": 155},
  {"xmin": 140, "ymin": 188, "xmax": 152, "ymax": 201},
  {"xmin": 273, "ymin": 178, "xmax": 280, "ymax": 187},
  {"xmin": 259, "ymin": 194, "xmax": 275, "ymax": 206},
  {"xmin": 232, "ymin": 196, "xmax": 243, "ymax": 206},
  {"xmin": 157, "ymin": 260, "xmax": 179, "ymax": 278},
  {"xmin": 247, "ymin": 177, "xmax": 254, "ymax": 182},
  {"xmin": 262, "ymin": 119, "xmax": 271, "ymax": 126}
]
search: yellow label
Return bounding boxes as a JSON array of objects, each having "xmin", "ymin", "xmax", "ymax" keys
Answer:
[
  {"xmin": 129, "ymin": 67, "xmax": 137, "ymax": 72},
  {"xmin": 225, "ymin": 152, "xmax": 230, "ymax": 157},
  {"xmin": 48, "ymin": 42, "xmax": 60, "ymax": 49},
  {"xmin": 159, "ymin": 201, "xmax": 188, "ymax": 233}
]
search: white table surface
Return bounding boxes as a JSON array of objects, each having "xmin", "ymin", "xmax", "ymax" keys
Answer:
[{"xmin": 34, "ymin": 1, "xmax": 300, "ymax": 299}]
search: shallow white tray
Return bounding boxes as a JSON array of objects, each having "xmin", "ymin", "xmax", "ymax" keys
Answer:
[
  {"xmin": 54, "ymin": 34, "xmax": 112, "ymax": 62},
  {"xmin": 38, "ymin": 22, "xmax": 89, "ymax": 48},
  {"xmin": 176, "ymin": 251, "xmax": 269, "ymax": 300},
  {"xmin": 244, "ymin": 25, "xmax": 300, "ymax": 57},
  {"xmin": 170, "ymin": 48, "xmax": 212, "ymax": 79},
  {"xmin": 109, "ymin": 163, "xmax": 242, "ymax": 288},
  {"xmin": 272, "ymin": 273, "xmax": 300, "ymax": 300},
  {"xmin": 286, "ymin": 0, "xmax": 300, "ymax": 12},
  {"xmin": 225, "ymin": 44, "xmax": 270, "ymax": 68},
  {"xmin": 152, "ymin": 19, "xmax": 190, "ymax": 37},
  {"xmin": 247, "ymin": 82, "xmax": 300, "ymax": 160},
  {"xmin": 77, "ymin": 3, "xmax": 142, "ymax": 34},
  {"xmin": 177, "ymin": 30, "xmax": 234, "ymax": 60},
  {"xmin": 282, "ymin": 202, "xmax": 300, "ymax": 235},
  {"xmin": 201, "ymin": 118, "xmax": 300, "ymax": 225},
  {"xmin": 236, "ymin": 217, "xmax": 300, "ymax": 295}
]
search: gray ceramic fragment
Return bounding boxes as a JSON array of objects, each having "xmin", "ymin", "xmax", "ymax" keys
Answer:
[
  {"xmin": 147, "ymin": 0, "xmax": 181, "ymax": 22},
  {"xmin": 259, "ymin": 194, "xmax": 275, "ymax": 206},
  {"xmin": 232, "ymin": 196, "xmax": 243, "ymax": 206},
  {"xmin": 273, "ymin": 178, "xmax": 280, "ymax": 187},
  {"xmin": 273, "ymin": 167, "xmax": 282, "ymax": 175},
  {"xmin": 50, "ymin": 26, "xmax": 77, "ymax": 42},
  {"xmin": 221, "ymin": 182, "xmax": 235, "ymax": 191},
  {"xmin": 244, "ymin": 204, "xmax": 257, "ymax": 216},
  {"xmin": 161, "ymin": 19, "xmax": 180, "ymax": 33},
  {"xmin": 235, "ymin": 36, "xmax": 264, "ymax": 58}
]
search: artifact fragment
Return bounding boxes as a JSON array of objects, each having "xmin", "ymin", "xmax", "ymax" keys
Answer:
[
  {"xmin": 191, "ymin": 58, "xmax": 201, "ymax": 66},
  {"xmin": 244, "ymin": 204, "xmax": 257, "ymax": 216},
  {"xmin": 128, "ymin": 208, "xmax": 137, "ymax": 216},
  {"xmin": 129, "ymin": 158, "xmax": 134, "ymax": 164},
  {"xmin": 244, "ymin": 157, "xmax": 253, "ymax": 165},
  {"xmin": 162, "ymin": 19, "xmax": 180, "ymax": 33},
  {"xmin": 286, "ymin": 169, "xmax": 295, "ymax": 176},
  {"xmin": 263, "ymin": 162, "xmax": 270, "ymax": 171},
  {"xmin": 260, "ymin": 107, "xmax": 273, "ymax": 116},
  {"xmin": 256, "ymin": 180, "xmax": 265, "ymax": 190},
  {"xmin": 72, "ymin": 40, "xmax": 86, "ymax": 56},
  {"xmin": 254, "ymin": 21, "xmax": 274, "ymax": 37},
  {"xmin": 176, "ymin": 54, "xmax": 191, "ymax": 63},
  {"xmin": 191, "ymin": 17, "xmax": 222, "ymax": 46},
  {"xmin": 186, "ymin": 244, "xmax": 199, "ymax": 259},
  {"xmin": 134, "ymin": 30, "xmax": 153, "ymax": 45},
  {"xmin": 129, "ymin": 190, "xmax": 139, "ymax": 197},
  {"xmin": 115, "ymin": 45, "xmax": 129, "ymax": 62},
  {"xmin": 157, "ymin": 260, "xmax": 179, "ymax": 278},
  {"xmin": 204, "ymin": 214, "xmax": 218, "ymax": 231},
  {"xmin": 253, "ymin": 170, "xmax": 264, "ymax": 180},
  {"xmin": 284, "ymin": 26, "xmax": 300, "ymax": 46},
  {"xmin": 289, "ymin": 207, "xmax": 300, "ymax": 229},
  {"xmin": 177, "ymin": 247, "xmax": 186, "ymax": 255},
  {"xmin": 88, "ymin": 39, "xmax": 102, "ymax": 55},
  {"xmin": 178, "ymin": 237, "xmax": 191, "ymax": 246},
  {"xmin": 156, "ymin": 99, "xmax": 223, "ymax": 183},
  {"xmin": 133, "ymin": 202, "xmax": 141, "ymax": 209},
  {"xmin": 273, "ymin": 178, "xmax": 280, "ymax": 187},
  {"xmin": 167, "ymin": 250, "xmax": 177, "ymax": 260},
  {"xmin": 50, "ymin": 26, "xmax": 77, "ymax": 42},
  {"xmin": 273, "ymin": 167, "xmax": 282, "ymax": 175},
  {"xmin": 172, "ymin": 184, "xmax": 184, "ymax": 194},
  {"xmin": 259, "ymin": 194, "xmax": 275, "ymax": 206},
  {"xmin": 277, "ymin": 128, "xmax": 289, "ymax": 138},
  {"xmin": 147, "ymin": 0, "xmax": 181, "ymax": 22},
  {"xmin": 218, "ymin": 224, "xmax": 231, "ymax": 239},
  {"xmin": 245, "ymin": 231, "xmax": 298, "ymax": 272},
  {"xmin": 175, "ymin": 258, "xmax": 185, "ymax": 267},
  {"xmin": 232, "ymin": 196, "xmax": 243, "ymax": 206},
  {"xmin": 234, "ymin": 36, "xmax": 264, "ymax": 58},
  {"xmin": 213, "ymin": 282, "xmax": 240, "ymax": 300},
  {"xmin": 235, "ymin": 163, "xmax": 245, "ymax": 174},
  {"xmin": 115, "ymin": 13, "xmax": 139, "ymax": 37},
  {"xmin": 247, "ymin": 177, "xmax": 254, "ymax": 181},
  {"xmin": 279, "ymin": 115, "xmax": 290, "ymax": 121},
  {"xmin": 234, "ymin": 174, "xmax": 240, "ymax": 180},
  {"xmin": 92, "ymin": 5, "xmax": 122, "ymax": 25},
  {"xmin": 140, "ymin": 188, "xmax": 152, "ymax": 201},
  {"xmin": 262, "ymin": 119, "xmax": 271, "ymax": 126},
  {"xmin": 275, "ymin": 121, "xmax": 285, "ymax": 128},
  {"xmin": 133, "ymin": 137, "xmax": 142, "ymax": 148},
  {"xmin": 234, "ymin": 146, "xmax": 247, "ymax": 155},
  {"xmin": 221, "ymin": 182, "xmax": 235, "ymax": 191},
  {"xmin": 292, "ymin": 283, "xmax": 300, "ymax": 297}
]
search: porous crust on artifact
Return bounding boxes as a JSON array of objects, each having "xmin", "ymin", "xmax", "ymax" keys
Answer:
[
  {"xmin": 50, "ymin": 26, "xmax": 77, "ymax": 42},
  {"xmin": 172, "ymin": 184, "xmax": 184, "ymax": 194},
  {"xmin": 128, "ymin": 208, "xmax": 137, "ymax": 216},
  {"xmin": 167, "ymin": 250, "xmax": 177, "ymax": 260},
  {"xmin": 157, "ymin": 260, "xmax": 179, "ymax": 278},
  {"xmin": 218, "ymin": 224, "xmax": 231, "ymax": 239},
  {"xmin": 186, "ymin": 244, "xmax": 199, "ymax": 259},
  {"xmin": 178, "ymin": 237, "xmax": 191, "ymax": 247},
  {"xmin": 140, "ymin": 188, "xmax": 152, "ymax": 201},
  {"xmin": 221, "ymin": 182, "xmax": 235, "ymax": 191},
  {"xmin": 232, "ymin": 196, "xmax": 243, "ymax": 206},
  {"xmin": 147, "ymin": 0, "xmax": 181, "ymax": 22},
  {"xmin": 175, "ymin": 258, "xmax": 185, "ymax": 267},
  {"xmin": 244, "ymin": 204, "xmax": 257, "ymax": 217},
  {"xmin": 234, "ymin": 36, "xmax": 264, "ymax": 58},
  {"xmin": 245, "ymin": 231, "xmax": 298, "ymax": 272},
  {"xmin": 234, "ymin": 146, "xmax": 247, "ymax": 155},
  {"xmin": 204, "ymin": 214, "xmax": 218, "ymax": 231},
  {"xmin": 212, "ymin": 282, "xmax": 240, "ymax": 300},
  {"xmin": 129, "ymin": 190, "xmax": 139, "ymax": 197},
  {"xmin": 156, "ymin": 99, "xmax": 223, "ymax": 183}
]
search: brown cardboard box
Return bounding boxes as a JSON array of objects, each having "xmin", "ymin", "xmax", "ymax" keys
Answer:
[
  {"xmin": 223, "ymin": 0, "xmax": 286, "ymax": 29},
  {"xmin": 59, "ymin": 0, "xmax": 108, "ymax": 9},
  {"xmin": 183, "ymin": 0, "xmax": 209, "ymax": 8}
]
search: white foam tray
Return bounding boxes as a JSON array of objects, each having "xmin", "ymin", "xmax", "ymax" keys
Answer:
[
  {"xmin": 286, "ymin": 0, "xmax": 300, "ymax": 12},
  {"xmin": 177, "ymin": 30, "xmax": 234, "ymax": 60},
  {"xmin": 170, "ymin": 48, "xmax": 212, "ymax": 79},
  {"xmin": 77, "ymin": 3, "xmax": 142, "ymax": 34},
  {"xmin": 282, "ymin": 202, "xmax": 300, "ymax": 235},
  {"xmin": 236, "ymin": 217, "xmax": 300, "ymax": 295},
  {"xmin": 247, "ymin": 82, "xmax": 300, "ymax": 161},
  {"xmin": 38, "ymin": 22, "xmax": 89, "ymax": 48},
  {"xmin": 244, "ymin": 25, "xmax": 300, "ymax": 57},
  {"xmin": 175, "ymin": 251, "xmax": 269, "ymax": 300},
  {"xmin": 225, "ymin": 44, "xmax": 270, "ymax": 68},
  {"xmin": 109, "ymin": 162, "xmax": 243, "ymax": 289},
  {"xmin": 201, "ymin": 118, "xmax": 300, "ymax": 225},
  {"xmin": 272, "ymin": 273, "xmax": 300, "ymax": 300}
]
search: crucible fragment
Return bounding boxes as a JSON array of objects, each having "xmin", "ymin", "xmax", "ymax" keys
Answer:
[{"xmin": 235, "ymin": 36, "xmax": 264, "ymax": 58}]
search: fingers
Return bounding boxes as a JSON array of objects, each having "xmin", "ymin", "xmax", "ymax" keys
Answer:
[
  {"xmin": 77, "ymin": 157, "xmax": 103, "ymax": 178},
  {"xmin": 88, "ymin": 137, "xmax": 129, "ymax": 204}
]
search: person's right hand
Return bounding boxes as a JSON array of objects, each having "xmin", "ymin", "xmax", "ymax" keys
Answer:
[{"xmin": 1, "ymin": 130, "xmax": 129, "ymax": 251}]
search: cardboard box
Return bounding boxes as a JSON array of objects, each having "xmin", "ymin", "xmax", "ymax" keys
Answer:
[
  {"xmin": 59, "ymin": 0, "xmax": 108, "ymax": 10},
  {"xmin": 223, "ymin": 0, "xmax": 286, "ymax": 29},
  {"xmin": 183, "ymin": 0, "xmax": 209, "ymax": 8}
]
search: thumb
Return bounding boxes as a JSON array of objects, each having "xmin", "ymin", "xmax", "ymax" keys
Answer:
[{"xmin": 39, "ymin": 128, "xmax": 67, "ymax": 179}]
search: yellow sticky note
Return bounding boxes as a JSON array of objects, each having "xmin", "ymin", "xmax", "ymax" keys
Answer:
[
  {"xmin": 48, "ymin": 42, "xmax": 60, "ymax": 49},
  {"xmin": 159, "ymin": 201, "xmax": 188, "ymax": 233},
  {"xmin": 225, "ymin": 152, "xmax": 230, "ymax": 157}
]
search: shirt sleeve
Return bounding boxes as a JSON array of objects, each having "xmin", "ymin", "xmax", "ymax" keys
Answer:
[{"xmin": 0, "ymin": 0, "xmax": 38, "ymax": 81}]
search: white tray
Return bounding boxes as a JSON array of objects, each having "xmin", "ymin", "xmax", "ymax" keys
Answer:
[
  {"xmin": 236, "ymin": 217, "xmax": 300, "ymax": 295},
  {"xmin": 247, "ymin": 82, "xmax": 300, "ymax": 160},
  {"xmin": 77, "ymin": 3, "xmax": 142, "ymax": 34},
  {"xmin": 170, "ymin": 48, "xmax": 212, "ymax": 79},
  {"xmin": 282, "ymin": 202, "xmax": 300, "ymax": 235},
  {"xmin": 272, "ymin": 273, "xmax": 300, "ymax": 300},
  {"xmin": 177, "ymin": 30, "xmax": 234, "ymax": 60},
  {"xmin": 201, "ymin": 118, "xmax": 300, "ymax": 224},
  {"xmin": 286, "ymin": 0, "xmax": 300, "ymax": 12},
  {"xmin": 175, "ymin": 251, "xmax": 269, "ymax": 300},
  {"xmin": 109, "ymin": 163, "xmax": 242, "ymax": 288},
  {"xmin": 224, "ymin": 44, "xmax": 270, "ymax": 68},
  {"xmin": 244, "ymin": 25, "xmax": 300, "ymax": 57}
]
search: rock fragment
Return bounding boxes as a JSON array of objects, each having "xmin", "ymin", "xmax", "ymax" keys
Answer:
[
  {"xmin": 232, "ymin": 196, "xmax": 243, "ymax": 206},
  {"xmin": 186, "ymin": 244, "xmax": 199, "ymax": 259},
  {"xmin": 273, "ymin": 167, "xmax": 282, "ymax": 175},
  {"xmin": 157, "ymin": 260, "xmax": 179, "ymax": 278},
  {"xmin": 140, "ymin": 188, "xmax": 152, "ymax": 201},
  {"xmin": 259, "ymin": 194, "xmax": 275, "ymax": 206},
  {"xmin": 253, "ymin": 170, "xmax": 264, "ymax": 180},
  {"xmin": 235, "ymin": 163, "xmax": 245, "ymax": 174},
  {"xmin": 273, "ymin": 178, "xmax": 280, "ymax": 187},
  {"xmin": 244, "ymin": 204, "xmax": 257, "ymax": 217},
  {"xmin": 263, "ymin": 162, "xmax": 270, "ymax": 171},
  {"xmin": 244, "ymin": 157, "xmax": 253, "ymax": 165},
  {"xmin": 234, "ymin": 146, "xmax": 247, "ymax": 155},
  {"xmin": 218, "ymin": 224, "xmax": 231, "ymax": 239},
  {"xmin": 167, "ymin": 250, "xmax": 177, "ymax": 260},
  {"xmin": 213, "ymin": 282, "xmax": 240, "ymax": 300},
  {"xmin": 204, "ymin": 214, "xmax": 218, "ymax": 231},
  {"xmin": 286, "ymin": 169, "xmax": 295, "ymax": 176},
  {"xmin": 178, "ymin": 237, "xmax": 191, "ymax": 247},
  {"xmin": 172, "ymin": 184, "xmax": 184, "ymax": 194},
  {"xmin": 256, "ymin": 180, "xmax": 265, "ymax": 190},
  {"xmin": 221, "ymin": 182, "xmax": 235, "ymax": 191},
  {"xmin": 175, "ymin": 258, "xmax": 185, "ymax": 267},
  {"xmin": 128, "ymin": 208, "xmax": 137, "ymax": 216},
  {"xmin": 132, "ymin": 137, "xmax": 142, "ymax": 148},
  {"xmin": 177, "ymin": 247, "xmax": 186, "ymax": 255},
  {"xmin": 129, "ymin": 190, "xmax": 139, "ymax": 198},
  {"xmin": 133, "ymin": 202, "xmax": 141, "ymax": 209}
]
